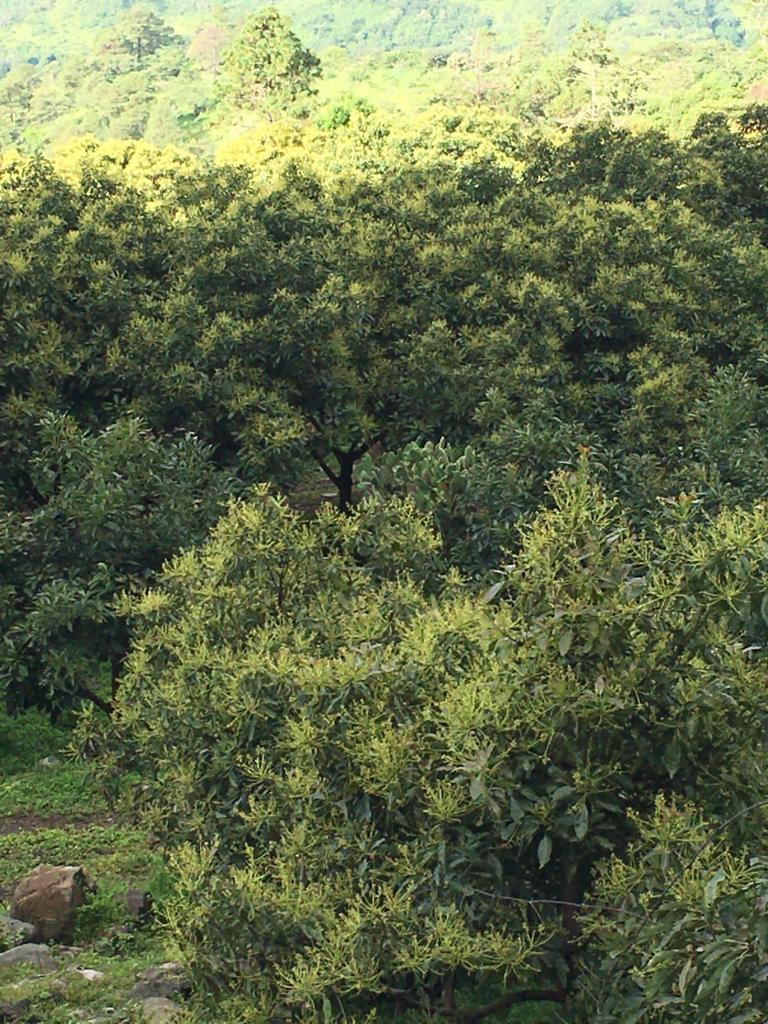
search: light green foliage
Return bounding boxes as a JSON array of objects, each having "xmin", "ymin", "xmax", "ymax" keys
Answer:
[
  {"xmin": 88, "ymin": 470, "xmax": 768, "ymax": 1018},
  {"xmin": 0, "ymin": 1, "xmax": 765, "ymax": 150},
  {"xmin": 218, "ymin": 7, "xmax": 321, "ymax": 117}
]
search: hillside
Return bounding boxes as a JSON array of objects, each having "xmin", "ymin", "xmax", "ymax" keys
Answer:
[
  {"xmin": 0, "ymin": 0, "xmax": 750, "ymax": 67},
  {"xmin": 0, "ymin": 0, "xmax": 765, "ymax": 154}
]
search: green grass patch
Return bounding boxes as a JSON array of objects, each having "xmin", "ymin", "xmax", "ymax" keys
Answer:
[
  {"xmin": 0, "ymin": 707, "xmax": 69, "ymax": 776},
  {"xmin": 0, "ymin": 824, "xmax": 157, "ymax": 893},
  {"xmin": 0, "ymin": 763, "xmax": 107, "ymax": 817}
]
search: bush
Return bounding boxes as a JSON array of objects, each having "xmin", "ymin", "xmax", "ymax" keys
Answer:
[
  {"xmin": 90, "ymin": 472, "xmax": 768, "ymax": 1019},
  {"xmin": 0, "ymin": 414, "xmax": 235, "ymax": 715}
]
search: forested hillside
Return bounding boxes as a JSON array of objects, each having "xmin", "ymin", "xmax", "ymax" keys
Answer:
[
  {"xmin": 0, "ymin": 0, "xmax": 748, "ymax": 62},
  {"xmin": 0, "ymin": 0, "xmax": 766, "ymax": 150}
]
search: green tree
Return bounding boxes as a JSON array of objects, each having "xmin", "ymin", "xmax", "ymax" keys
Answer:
[
  {"xmin": 567, "ymin": 22, "xmax": 617, "ymax": 123},
  {"xmin": 89, "ymin": 469, "xmax": 768, "ymax": 1018},
  {"xmin": 0, "ymin": 415, "xmax": 234, "ymax": 715},
  {"xmin": 218, "ymin": 7, "xmax": 321, "ymax": 117},
  {"xmin": 98, "ymin": 6, "xmax": 182, "ymax": 75}
]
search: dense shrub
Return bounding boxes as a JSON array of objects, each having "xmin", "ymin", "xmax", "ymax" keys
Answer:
[
  {"xmin": 90, "ymin": 471, "xmax": 768, "ymax": 1019},
  {"xmin": 0, "ymin": 415, "xmax": 234, "ymax": 713}
]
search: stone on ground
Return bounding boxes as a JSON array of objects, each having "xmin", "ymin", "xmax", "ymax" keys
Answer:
[
  {"xmin": 0, "ymin": 915, "xmax": 38, "ymax": 945},
  {"xmin": 141, "ymin": 997, "xmax": 181, "ymax": 1023},
  {"xmin": 0, "ymin": 1000, "xmax": 31, "ymax": 1022},
  {"xmin": 0, "ymin": 943, "xmax": 57, "ymax": 972},
  {"xmin": 11, "ymin": 865, "xmax": 95, "ymax": 943},
  {"xmin": 130, "ymin": 962, "xmax": 189, "ymax": 1000}
]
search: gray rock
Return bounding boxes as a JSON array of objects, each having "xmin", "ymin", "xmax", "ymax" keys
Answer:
[
  {"xmin": 140, "ymin": 998, "xmax": 181, "ymax": 1023},
  {"xmin": 0, "ymin": 915, "xmax": 39, "ymax": 945},
  {"xmin": 129, "ymin": 962, "xmax": 189, "ymax": 1001},
  {"xmin": 72, "ymin": 966, "xmax": 105, "ymax": 981},
  {"xmin": 11, "ymin": 865, "xmax": 95, "ymax": 943},
  {"xmin": 38, "ymin": 755, "xmax": 62, "ymax": 768},
  {"xmin": 119, "ymin": 888, "xmax": 153, "ymax": 925},
  {"xmin": 0, "ymin": 943, "xmax": 56, "ymax": 972}
]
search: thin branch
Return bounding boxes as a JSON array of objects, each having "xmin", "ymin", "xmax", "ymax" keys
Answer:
[
  {"xmin": 77, "ymin": 685, "xmax": 113, "ymax": 716},
  {"xmin": 313, "ymin": 453, "xmax": 340, "ymax": 486},
  {"xmin": 470, "ymin": 889, "xmax": 647, "ymax": 920}
]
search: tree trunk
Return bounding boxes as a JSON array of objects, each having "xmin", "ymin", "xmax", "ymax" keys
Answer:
[{"xmin": 336, "ymin": 451, "xmax": 355, "ymax": 513}]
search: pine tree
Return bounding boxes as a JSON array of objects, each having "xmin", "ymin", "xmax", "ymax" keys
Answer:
[{"xmin": 218, "ymin": 7, "xmax": 321, "ymax": 118}]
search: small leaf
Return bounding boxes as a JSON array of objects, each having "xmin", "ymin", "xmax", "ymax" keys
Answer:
[
  {"xmin": 558, "ymin": 630, "xmax": 573, "ymax": 656},
  {"xmin": 574, "ymin": 803, "xmax": 589, "ymax": 841},
  {"xmin": 508, "ymin": 796, "xmax": 524, "ymax": 822},
  {"xmin": 678, "ymin": 957, "xmax": 695, "ymax": 996},
  {"xmin": 469, "ymin": 776, "xmax": 485, "ymax": 801},
  {"xmin": 482, "ymin": 580, "xmax": 505, "ymax": 604},
  {"xmin": 704, "ymin": 867, "xmax": 727, "ymax": 907},
  {"xmin": 538, "ymin": 834, "xmax": 553, "ymax": 869}
]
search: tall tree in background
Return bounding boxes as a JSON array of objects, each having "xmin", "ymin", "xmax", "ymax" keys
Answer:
[
  {"xmin": 738, "ymin": 0, "xmax": 768, "ymax": 48},
  {"xmin": 567, "ymin": 22, "xmax": 617, "ymax": 123},
  {"xmin": 98, "ymin": 6, "xmax": 181, "ymax": 74},
  {"xmin": 218, "ymin": 7, "xmax": 321, "ymax": 118},
  {"xmin": 188, "ymin": 23, "xmax": 229, "ymax": 77},
  {"xmin": 447, "ymin": 29, "xmax": 509, "ymax": 106}
]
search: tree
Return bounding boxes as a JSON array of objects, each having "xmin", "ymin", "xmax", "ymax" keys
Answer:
[
  {"xmin": 567, "ymin": 22, "xmax": 617, "ymax": 123},
  {"xmin": 737, "ymin": 0, "xmax": 768, "ymax": 49},
  {"xmin": 97, "ymin": 6, "xmax": 182, "ymax": 75},
  {"xmin": 218, "ymin": 7, "xmax": 321, "ymax": 117},
  {"xmin": 89, "ymin": 470, "xmax": 768, "ymax": 1018},
  {"xmin": 0, "ymin": 415, "xmax": 235, "ymax": 716},
  {"xmin": 188, "ymin": 23, "xmax": 229, "ymax": 78},
  {"xmin": 446, "ymin": 30, "xmax": 510, "ymax": 107}
]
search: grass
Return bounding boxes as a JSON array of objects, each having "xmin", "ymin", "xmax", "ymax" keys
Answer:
[
  {"xmin": 0, "ymin": 705, "xmax": 185, "ymax": 1023},
  {"xmin": 0, "ymin": 824, "xmax": 158, "ymax": 895},
  {"xmin": 0, "ymin": 763, "xmax": 107, "ymax": 817}
]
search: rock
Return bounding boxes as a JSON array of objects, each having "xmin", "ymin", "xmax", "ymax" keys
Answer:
[
  {"xmin": 119, "ymin": 888, "xmax": 153, "ymax": 925},
  {"xmin": 129, "ymin": 962, "xmax": 189, "ymax": 1001},
  {"xmin": 0, "ymin": 1000, "xmax": 31, "ymax": 1022},
  {"xmin": 48, "ymin": 978, "xmax": 69, "ymax": 998},
  {"xmin": 0, "ymin": 915, "xmax": 39, "ymax": 945},
  {"xmin": 140, "ymin": 998, "xmax": 181, "ymax": 1023},
  {"xmin": 38, "ymin": 755, "xmax": 62, "ymax": 768},
  {"xmin": 0, "ymin": 943, "xmax": 57, "ymax": 972},
  {"xmin": 72, "ymin": 967, "xmax": 105, "ymax": 981},
  {"xmin": 11, "ymin": 865, "xmax": 95, "ymax": 943}
]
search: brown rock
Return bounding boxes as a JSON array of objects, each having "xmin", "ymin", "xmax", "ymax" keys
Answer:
[{"xmin": 11, "ymin": 866, "xmax": 95, "ymax": 943}]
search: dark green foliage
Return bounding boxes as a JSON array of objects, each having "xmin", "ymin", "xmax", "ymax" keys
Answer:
[
  {"xmin": 580, "ymin": 801, "xmax": 768, "ymax": 1022},
  {"xmin": 4, "ymin": 94, "xmax": 768, "ymax": 1021},
  {"xmin": 0, "ymin": 415, "xmax": 234, "ymax": 713}
]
